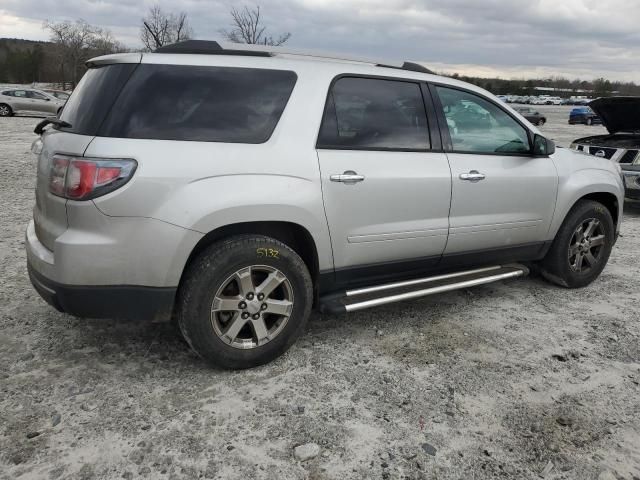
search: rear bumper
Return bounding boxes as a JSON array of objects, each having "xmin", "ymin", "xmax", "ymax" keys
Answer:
[
  {"xmin": 25, "ymin": 218, "xmax": 179, "ymax": 321},
  {"xmin": 28, "ymin": 260, "xmax": 176, "ymax": 321}
]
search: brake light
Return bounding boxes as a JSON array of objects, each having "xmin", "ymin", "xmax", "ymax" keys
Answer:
[{"xmin": 48, "ymin": 155, "xmax": 137, "ymax": 200}]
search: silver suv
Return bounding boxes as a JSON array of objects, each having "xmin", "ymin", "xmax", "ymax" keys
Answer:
[{"xmin": 26, "ymin": 41, "xmax": 624, "ymax": 369}]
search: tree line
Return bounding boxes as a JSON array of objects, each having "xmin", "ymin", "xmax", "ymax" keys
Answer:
[{"xmin": 1, "ymin": 4, "xmax": 638, "ymax": 97}]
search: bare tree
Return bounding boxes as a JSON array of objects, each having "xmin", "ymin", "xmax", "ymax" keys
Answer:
[
  {"xmin": 90, "ymin": 29, "xmax": 127, "ymax": 56},
  {"xmin": 221, "ymin": 5, "xmax": 291, "ymax": 46},
  {"xmin": 141, "ymin": 5, "xmax": 192, "ymax": 51},
  {"xmin": 44, "ymin": 19, "xmax": 121, "ymax": 88}
]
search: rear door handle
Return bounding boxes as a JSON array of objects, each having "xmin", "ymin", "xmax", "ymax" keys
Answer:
[
  {"xmin": 330, "ymin": 171, "xmax": 365, "ymax": 184},
  {"xmin": 459, "ymin": 170, "xmax": 486, "ymax": 182}
]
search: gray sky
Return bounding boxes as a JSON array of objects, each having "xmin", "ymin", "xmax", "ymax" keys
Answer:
[{"xmin": 1, "ymin": 0, "xmax": 639, "ymax": 81}]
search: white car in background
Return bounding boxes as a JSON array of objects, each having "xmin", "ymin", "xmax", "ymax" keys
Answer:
[{"xmin": 0, "ymin": 88, "xmax": 66, "ymax": 117}]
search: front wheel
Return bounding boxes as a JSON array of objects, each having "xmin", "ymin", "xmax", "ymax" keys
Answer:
[
  {"xmin": 539, "ymin": 200, "xmax": 614, "ymax": 288},
  {"xmin": 177, "ymin": 235, "xmax": 313, "ymax": 369},
  {"xmin": 586, "ymin": 117, "xmax": 593, "ymax": 125},
  {"xmin": 537, "ymin": 118, "xmax": 546, "ymax": 126},
  {"xmin": 0, "ymin": 104, "xmax": 13, "ymax": 117}
]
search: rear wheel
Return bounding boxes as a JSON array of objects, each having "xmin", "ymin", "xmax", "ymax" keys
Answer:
[
  {"xmin": 540, "ymin": 200, "xmax": 614, "ymax": 288},
  {"xmin": 177, "ymin": 235, "xmax": 313, "ymax": 369},
  {"xmin": 0, "ymin": 104, "xmax": 13, "ymax": 117}
]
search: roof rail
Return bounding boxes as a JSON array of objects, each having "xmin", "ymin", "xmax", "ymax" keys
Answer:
[{"xmin": 153, "ymin": 40, "xmax": 434, "ymax": 76}]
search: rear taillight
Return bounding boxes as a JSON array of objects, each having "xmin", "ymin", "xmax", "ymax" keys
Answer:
[{"xmin": 48, "ymin": 155, "xmax": 137, "ymax": 200}]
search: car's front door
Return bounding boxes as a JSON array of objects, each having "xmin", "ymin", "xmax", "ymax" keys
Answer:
[
  {"xmin": 26, "ymin": 90, "xmax": 55, "ymax": 114},
  {"xmin": 316, "ymin": 76, "xmax": 452, "ymax": 287},
  {"xmin": 432, "ymin": 85, "xmax": 558, "ymax": 265}
]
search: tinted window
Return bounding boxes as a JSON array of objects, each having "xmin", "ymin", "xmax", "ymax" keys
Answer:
[
  {"xmin": 436, "ymin": 86, "xmax": 530, "ymax": 154},
  {"xmin": 99, "ymin": 65, "xmax": 297, "ymax": 143},
  {"xmin": 27, "ymin": 91, "xmax": 47, "ymax": 100},
  {"xmin": 59, "ymin": 63, "xmax": 137, "ymax": 135},
  {"xmin": 318, "ymin": 77, "xmax": 429, "ymax": 150},
  {"xmin": 13, "ymin": 90, "xmax": 26, "ymax": 98},
  {"xmin": 2, "ymin": 91, "xmax": 14, "ymax": 96}
]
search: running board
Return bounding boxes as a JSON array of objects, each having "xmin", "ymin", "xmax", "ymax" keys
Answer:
[{"xmin": 319, "ymin": 264, "xmax": 529, "ymax": 314}]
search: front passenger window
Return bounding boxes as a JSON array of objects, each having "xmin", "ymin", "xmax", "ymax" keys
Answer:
[{"xmin": 436, "ymin": 86, "xmax": 530, "ymax": 154}]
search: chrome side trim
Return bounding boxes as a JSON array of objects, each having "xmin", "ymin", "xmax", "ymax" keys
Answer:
[
  {"xmin": 345, "ymin": 269, "xmax": 525, "ymax": 312},
  {"xmin": 346, "ymin": 265, "xmax": 501, "ymax": 297}
]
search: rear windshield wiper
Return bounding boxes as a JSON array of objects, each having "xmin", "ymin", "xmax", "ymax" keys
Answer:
[{"xmin": 34, "ymin": 117, "xmax": 72, "ymax": 135}]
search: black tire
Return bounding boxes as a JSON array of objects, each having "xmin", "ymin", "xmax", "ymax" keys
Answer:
[
  {"xmin": 177, "ymin": 235, "xmax": 313, "ymax": 369},
  {"xmin": 0, "ymin": 104, "xmax": 13, "ymax": 117},
  {"xmin": 537, "ymin": 118, "xmax": 546, "ymax": 126},
  {"xmin": 586, "ymin": 117, "xmax": 593, "ymax": 125},
  {"xmin": 540, "ymin": 200, "xmax": 614, "ymax": 288}
]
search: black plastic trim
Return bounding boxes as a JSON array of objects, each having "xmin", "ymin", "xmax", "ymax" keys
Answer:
[{"xmin": 28, "ymin": 262, "xmax": 176, "ymax": 321}]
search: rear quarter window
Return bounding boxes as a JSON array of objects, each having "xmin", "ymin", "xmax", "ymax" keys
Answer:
[
  {"xmin": 59, "ymin": 64, "xmax": 137, "ymax": 135},
  {"xmin": 98, "ymin": 65, "xmax": 297, "ymax": 143}
]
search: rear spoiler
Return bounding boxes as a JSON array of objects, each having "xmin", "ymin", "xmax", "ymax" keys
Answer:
[{"xmin": 85, "ymin": 52, "xmax": 142, "ymax": 68}]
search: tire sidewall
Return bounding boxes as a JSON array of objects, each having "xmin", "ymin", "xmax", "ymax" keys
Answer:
[
  {"xmin": 179, "ymin": 236, "xmax": 312, "ymax": 369},
  {"xmin": 545, "ymin": 201, "xmax": 614, "ymax": 288}
]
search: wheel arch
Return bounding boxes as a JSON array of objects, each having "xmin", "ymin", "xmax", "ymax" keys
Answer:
[{"xmin": 179, "ymin": 220, "xmax": 320, "ymax": 297}]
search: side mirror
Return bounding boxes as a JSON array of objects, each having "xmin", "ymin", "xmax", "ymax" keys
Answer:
[{"xmin": 533, "ymin": 133, "xmax": 555, "ymax": 156}]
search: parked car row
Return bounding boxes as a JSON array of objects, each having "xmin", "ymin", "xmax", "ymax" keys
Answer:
[
  {"xmin": 498, "ymin": 95, "xmax": 593, "ymax": 105},
  {"xmin": 0, "ymin": 87, "xmax": 69, "ymax": 117}
]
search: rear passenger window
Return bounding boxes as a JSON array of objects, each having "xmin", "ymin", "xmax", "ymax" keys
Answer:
[
  {"xmin": 317, "ymin": 77, "xmax": 430, "ymax": 150},
  {"xmin": 100, "ymin": 65, "xmax": 297, "ymax": 143}
]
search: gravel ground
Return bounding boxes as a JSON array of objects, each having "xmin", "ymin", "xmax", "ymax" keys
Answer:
[{"xmin": 1, "ymin": 107, "xmax": 639, "ymax": 480}]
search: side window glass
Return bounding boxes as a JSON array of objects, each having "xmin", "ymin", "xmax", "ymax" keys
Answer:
[
  {"xmin": 436, "ymin": 86, "xmax": 530, "ymax": 154},
  {"xmin": 13, "ymin": 90, "xmax": 26, "ymax": 98},
  {"xmin": 318, "ymin": 77, "xmax": 430, "ymax": 150},
  {"xmin": 2, "ymin": 91, "xmax": 13, "ymax": 96},
  {"xmin": 28, "ymin": 91, "xmax": 47, "ymax": 100}
]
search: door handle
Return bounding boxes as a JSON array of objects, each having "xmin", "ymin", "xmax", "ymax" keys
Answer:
[
  {"xmin": 330, "ymin": 171, "xmax": 365, "ymax": 184},
  {"xmin": 459, "ymin": 170, "xmax": 486, "ymax": 182}
]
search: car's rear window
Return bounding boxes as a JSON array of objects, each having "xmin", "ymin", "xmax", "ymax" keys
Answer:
[
  {"xmin": 98, "ymin": 65, "xmax": 297, "ymax": 143},
  {"xmin": 59, "ymin": 64, "xmax": 137, "ymax": 135}
]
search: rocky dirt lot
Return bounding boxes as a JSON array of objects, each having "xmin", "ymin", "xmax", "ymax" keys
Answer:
[{"xmin": 1, "ymin": 107, "xmax": 639, "ymax": 480}]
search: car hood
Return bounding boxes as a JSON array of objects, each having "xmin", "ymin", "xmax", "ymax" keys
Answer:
[{"xmin": 589, "ymin": 97, "xmax": 640, "ymax": 134}]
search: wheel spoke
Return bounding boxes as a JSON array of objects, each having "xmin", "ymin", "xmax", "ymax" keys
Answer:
[
  {"xmin": 575, "ymin": 225, "xmax": 584, "ymax": 241},
  {"xmin": 584, "ymin": 219, "xmax": 599, "ymax": 238},
  {"xmin": 234, "ymin": 267, "xmax": 255, "ymax": 296},
  {"xmin": 574, "ymin": 252, "xmax": 584, "ymax": 271},
  {"xmin": 223, "ymin": 313, "xmax": 247, "ymax": 341},
  {"xmin": 250, "ymin": 317, "xmax": 269, "ymax": 343},
  {"xmin": 568, "ymin": 243, "xmax": 580, "ymax": 257},
  {"xmin": 211, "ymin": 295, "xmax": 242, "ymax": 312},
  {"xmin": 264, "ymin": 298, "xmax": 293, "ymax": 317},
  {"xmin": 584, "ymin": 251, "xmax": 597, "ymax": 267},
  {"xmin": 590, "ymin": 234, "xmax": 605, "ymax": 247},
  {"xmin": 256, "ymin": 270, "xmax": 285, "ymax": 298}
]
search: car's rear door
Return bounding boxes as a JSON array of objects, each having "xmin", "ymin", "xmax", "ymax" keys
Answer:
[
  {"xmin": 316, "ymin": 76, "xmax": 452, "ymax": 288},
  {"xmin": 431, "ymin": 84, "xmax": 557, "ymax": 266},
  {"xmin": 10, "ymin": 90, "xmax": 30, "ymax": 111}
]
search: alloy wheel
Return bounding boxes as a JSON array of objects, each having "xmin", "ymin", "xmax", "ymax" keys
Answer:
[
  {"xmin": 568, "ymin": 218, "xmax": 605, "ymax": 273},
  {"xmin": 210, "ymin": 265, "xmax": 294, "ymax": 349},
  {"xmin": 0, "ymin": 105, "xmax": 10, "ymax": 116}
]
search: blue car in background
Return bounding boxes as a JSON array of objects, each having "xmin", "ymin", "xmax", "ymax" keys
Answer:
[{"xmin": 569, "ymin": 106, "xmax": 602, "ymax": 125}]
